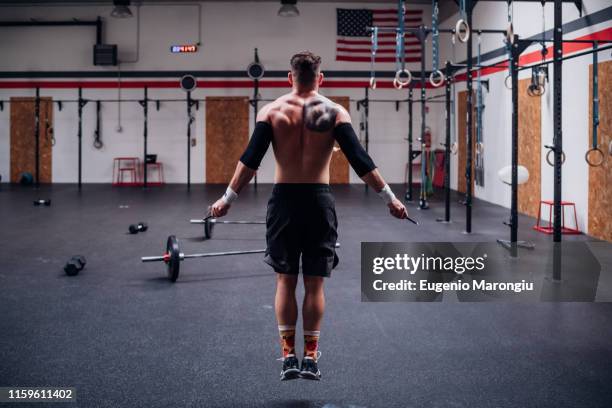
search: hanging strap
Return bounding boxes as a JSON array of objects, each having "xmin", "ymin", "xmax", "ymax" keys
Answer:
[
  {"xmin": 393, "ymin": 0, "xmax": 411, "ymax": 89},
  {"xmin": 93, "ymin": 100, "xmax": 103, "ymax": 149},
  {"xmin": 396, "ymin": 0, "xmax": 406, "ymax": 72},
  {"xmin": 432, "ymin": 0, "xmax": 439, "ymax": 71},
  {"xmin": 592, "ymin": 41, "xmax": 599, "ymax": 149},
  {"xmin": 584, "ymin": 42, "xmax": 604, "ymax": 166},
  {"xmin": 476, "ymin": 35, "xmax": 483, "ymax": 146},
  {"xmin": 504, "ymin": 0, "xmax": 514, "ymax": 88},
  {"xmin": 370, "ymin": 26, "xmax": 378, "ymax": 89},
  {"xmin": 429, "ymin": 0, "xmax": 444, "ymax": 86},
  {"xmin": 450, "ymin": 35, "xmax": 457, "ymax": 151}
]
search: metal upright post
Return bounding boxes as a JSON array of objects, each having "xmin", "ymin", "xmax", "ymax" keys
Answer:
[
  {"xmin": 418, "ymin": 26, "xmax": 429, "ymax": 210},
  {"xmin": 77, "ymin": 87, "xmax": 83, "ymax": 190},
  {"xmin": 552, "ymin": 0, "xmax": 564, "ymax": 280},
  {"xmin": 364, "ymin": 86, "xmax": 370, "ymax": 192},
  {"xmin": 497, "ymin": 36, "xmax": 534, "ymax": 255},
  {"xmin": 465, "ymin": 1, "xmax": 474, "ymax": 232},
  {"xmin": 510, "ymin": 36, "xmax": 519, "ymax": 245},
  {"xmin": 553, "ymin": 0, "xmax": 563, "ymax": 244},
  {"xmin": 443, "ymin": 61, "xmax": 452, "ymax": 221},
  {"xmin": 253, "ymin": 77, "xmax": 259, "ymax": 190},
  {"xmin": 406, "ymin": 87, "xmax": 414, "ymax": 201},
  {"xmin": 187, "ymin": 90, "xmax": 192, "ymax": 191},
  {"xmin": 143, "ymin": 87, "xmax": 148, "ymax": 188},
  {"xmin": 34, "ymin": 87, "xmax": 40, "ymax": 188}
]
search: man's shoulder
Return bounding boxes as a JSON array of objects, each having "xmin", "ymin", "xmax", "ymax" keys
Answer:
[{"xmin": 261, "ymin": 94, "xmax": 297, "ymax": 113}]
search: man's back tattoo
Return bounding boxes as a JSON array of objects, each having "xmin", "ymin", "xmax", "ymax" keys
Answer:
[{"xmin": 303, "ymin": 98, "xmax": 338, "ymax": 132}]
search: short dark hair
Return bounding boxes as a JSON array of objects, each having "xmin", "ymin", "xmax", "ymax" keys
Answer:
[{"xmin": 290, "ymin": 51, "xmax": 322, "ymax": 86}]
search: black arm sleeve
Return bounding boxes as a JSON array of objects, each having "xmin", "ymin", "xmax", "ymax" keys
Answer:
[
  {"xmin": 239, "ymin": 121, "xmax": 273, "ymax": 170},
  {"xmin": 333, "ymin": 123, "xmax": 377, "ymax": 177}
]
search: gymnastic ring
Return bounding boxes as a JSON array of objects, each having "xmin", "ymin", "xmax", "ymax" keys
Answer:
[
  {"xmin": 527, "ymin": 85, "xmax": 535, "ymax": 97},
  {"xmin": 369, "ymin": 76, "xmax": 377, "ymax": 90},
  {"xmin": 505, "ymin": 23, "xmax": 514, "ymax": 45},
  {"xmin": 429, "ymin": 70, "xmax": 445, "ymax": 87},
  {"xmin": 527, "ymin": 84, "xmax": 544, "ymax": 97},
  {"xmin": 585, "ymin": 147, "xmax": 605, "ymax": 167},
  {"xmin": 450, "ymin": 142, "xmax": 458, "ymax": 155},
  {"xmin": 546, "ymin": 148, "xmax": 566, "ymax": 167},
  {"xmin": 455, "ymin": 19, "xmax": 470, "ymax": 43},
  {"xmin": 394, "ymin": 69, "xmax": 412, "ymax": 89},
  {"xmin": 394, "ymin": 69, "xmax": 412, "ymax": 88},
  {"xmin": 476, "ymin": 142, "xmax": 484, "ymax": 154},
  {"xmin": 504, "ymin": 75, "xmax": 512, "ymax": 90}
]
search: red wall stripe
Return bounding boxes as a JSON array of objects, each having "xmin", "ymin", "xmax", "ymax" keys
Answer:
[{"xmin": 0, "ymin": 79, "xmax": 441, "ymax": 90}]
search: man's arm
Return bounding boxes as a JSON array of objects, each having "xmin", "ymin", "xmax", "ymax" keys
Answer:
[
  {"xmin": 333, "ymin": 106, "xmax": 407, "ymax": 219},
  {"xmin": 226, "ymin": 162, "xmax": 256, "ymax": 194},
  {"xmin": 210, "ymin": 108, "xmax": 272, "ymax": 217}
]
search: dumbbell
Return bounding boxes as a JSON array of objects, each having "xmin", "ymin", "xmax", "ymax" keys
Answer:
[
  {"xmin": 129, "ymin": 222, "xmax": 148, "ymax": 234},
  {"xmin": 33, "ymin": 199, "xmax": 51, "ymax": 206},
  {"xmin": 64, "ymin": 255, "xmax": 87, "ymax": 276}
]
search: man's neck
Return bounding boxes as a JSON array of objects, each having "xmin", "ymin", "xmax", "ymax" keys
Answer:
[{"xmin": 292, "ymin": 86, "xmax": 318, "ymax": 98}]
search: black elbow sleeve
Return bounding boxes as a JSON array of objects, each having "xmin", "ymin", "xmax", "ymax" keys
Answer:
[
  {"xmin": 333, "ymin": 123, "xmax": 377, "ymax": 177},
  {"xmin": 240, "ymin": 121, "xmax": 273, "ymax": 170}
]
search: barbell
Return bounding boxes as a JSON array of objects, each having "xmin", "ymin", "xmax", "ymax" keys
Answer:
[
  {"xmin": 190, "ymin": 216, "xmax": 266, "ymax": 239},
  {"xmin": 141, "ymin": 235, "xmax": 340, "ymax": 282}
]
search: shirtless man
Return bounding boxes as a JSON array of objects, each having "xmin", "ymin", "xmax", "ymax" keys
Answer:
[{"xmin": 209, "ymin": 51, "xmax": 407, "ymax": 381}]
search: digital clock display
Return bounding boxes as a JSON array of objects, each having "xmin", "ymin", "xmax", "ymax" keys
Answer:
[{"xmin": 170, "ymin": 45, "xmax": 198, "ymax": 53}]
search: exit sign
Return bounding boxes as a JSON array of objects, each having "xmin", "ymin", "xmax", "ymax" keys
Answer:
[{"xmin": 170, "ymin": 44, "xmax": 198, "ymax": 53}]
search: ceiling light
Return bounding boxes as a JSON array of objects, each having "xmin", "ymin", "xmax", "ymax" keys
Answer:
[
  {"xmin": 278, "ymin": 0, "xmax": 299, "ymax": 18},
  {"xmin": 111, "ymin": 0, "xmax": 133, "ymax": 19}
]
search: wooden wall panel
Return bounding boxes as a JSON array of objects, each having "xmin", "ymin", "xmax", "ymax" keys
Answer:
[
  {"xmin": 457, "ymin": 91, "xmax": 475, "ymax": 194},
  {"xmin": 10, "ymin": 97, "xmax": 53, "ymax": 183},
  {"xmin": 517, "ymin": 78, "xmax": 541, "ymax": 218},
  {"xmin": 205, "ymin": 97, "xmax": 249, "ymax": 184},
  {"xmin": 588, "ymin": 60, "xmax": 612, "ymax": 242},
  {"xmin": 328, "ymin": 96, "xmax": 350, "ymax": 184}
]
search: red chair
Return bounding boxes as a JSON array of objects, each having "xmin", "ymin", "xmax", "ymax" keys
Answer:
[
  {"xmin": 144, "ymin": 162, "xmax": 165, "ymax": 186},
  {"xmin": 113, "ymin": 157, "xmax": 141, "ymax": 186},
  {"xmin": 533, "ymin": 200, "xmax": 581, "ymax": 235}
]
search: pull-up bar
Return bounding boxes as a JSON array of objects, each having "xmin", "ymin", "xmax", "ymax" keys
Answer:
[{"xmin": 517, "ymin": 43, "xmax": 612, "ymax": 72}]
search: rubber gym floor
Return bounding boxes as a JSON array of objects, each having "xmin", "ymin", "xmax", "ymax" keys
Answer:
[{"xmin": 1, "ymin": 184, "xmax": 611, "ymax": 408}]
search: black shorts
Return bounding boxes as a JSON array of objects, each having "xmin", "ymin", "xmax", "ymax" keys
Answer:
[{"xmin": 264, "ymin": 184, "xmax": 339, "ymax": 277}]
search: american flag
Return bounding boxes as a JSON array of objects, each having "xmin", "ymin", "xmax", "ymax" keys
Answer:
[{"xmin": 336, "ymin": 8, "xmax": 423, "ymax": 63}]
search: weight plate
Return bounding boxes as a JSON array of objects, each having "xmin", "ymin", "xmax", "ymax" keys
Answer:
[
  {"xmin": 247, "ymin": 62, "xmax": 265, "ymax": 80},
  {"xmin": 72, "ymin": 255, "xmax": 87, "ymax": 269},
  {"xmin": 180, "ymin": 74, "xmax": 197, "ymax": 92},
  {"xmin": 166, "ymin": 235, "xmax": 181, "ymax": 282},
  {"xmin": 64, "ymin": 261, "xmax": 80, "ymax": 276}
]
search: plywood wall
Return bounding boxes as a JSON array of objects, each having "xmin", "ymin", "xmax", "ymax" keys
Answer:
[
  {"xmin": 329, "ymin": 96, "xmax": 350, "ymax": 184},
  {"xmin": 457, "ymin": 90, "xmax": 475, "ymax": 195},
  {"xmin": 588, "ymin": 60, "xmax": 612, "ymax": 242},
  {"xmin": 10, "ymin": 97, "xmax": 53, "ymax": 183},
  {"xmin": 205, "ymin": 97, "xmax": 249, "ymax": 183},
  {"xmin": 517, "ymin": 79, "xmax": 541, "ymax": 218}
]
